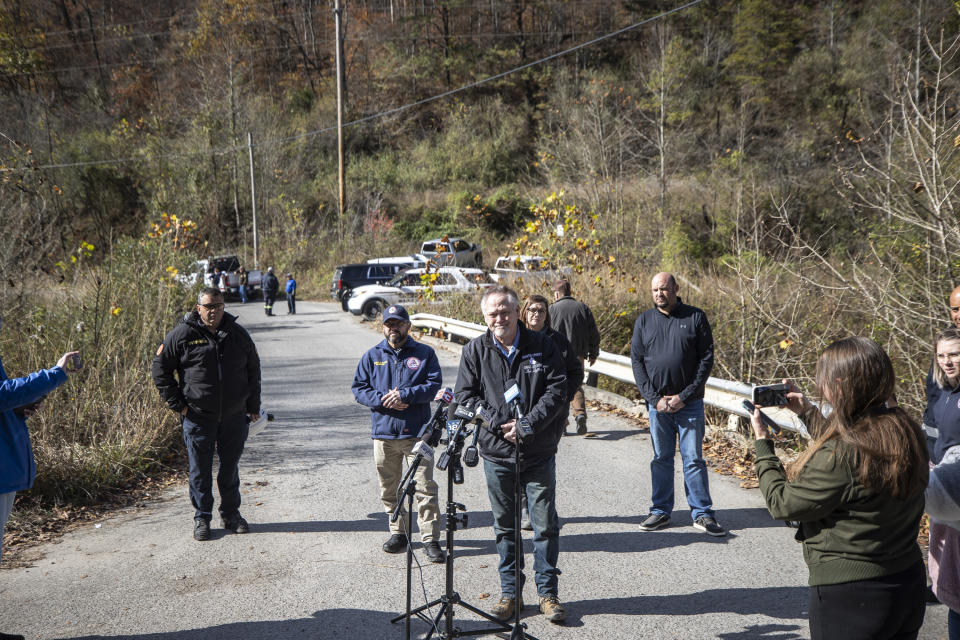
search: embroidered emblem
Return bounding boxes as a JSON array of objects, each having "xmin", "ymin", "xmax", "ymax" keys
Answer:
[
  {"xmin": 156, "ymin": 344, "xmax": 164, "ymax": 356},
  {"xmin": 405, "ymin": 357, "xmax": 422, "ymax": 370}
]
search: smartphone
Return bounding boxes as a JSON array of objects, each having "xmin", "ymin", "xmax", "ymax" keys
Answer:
[
  {"xmin": 753, "ymin": 383, "xmax": 789, "ymax": 407},
  {"xmin": 68, "ymin": 353, "xmax": 83, "ymax": 372},
  {"xmin": 742, "ymin": 399, "xmax": 781, "ymax": 434}
]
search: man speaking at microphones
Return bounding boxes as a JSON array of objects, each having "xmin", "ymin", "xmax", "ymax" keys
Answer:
[
  {"xmin": 352, "ymin": 304, "xmax": 446, "ymax": 562},
  {"xmin": 454, "ymin": 286, "xmax": 568, "ymax": 623}
]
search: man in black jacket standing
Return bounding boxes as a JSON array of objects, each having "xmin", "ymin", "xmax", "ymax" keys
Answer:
[
  {"xmin": 550, "ymin": 279, "xmax": 600, "ymax": 435},
  {"xmin": 261, "ymin": 266, "xmax": 280, "ymax": 316},
  {"xmin": 455, "ymin": 286, "xmax": 568, "ymax": 623},
  {"xmin": 630, "ymin": 272, "xmax": 724, "ymax": 537},
  {"xmin": 152, "ymin": 287, "xmax": 262, "ymax": 541}
]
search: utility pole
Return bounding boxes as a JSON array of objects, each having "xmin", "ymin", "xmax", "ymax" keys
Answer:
[
  {"xmin": 334, "ymin": 0, "xmax": 346, "ymax": 242},
  {"xmin": 248, "ymin": 132, "xmax": 259, "ymax": 269}
]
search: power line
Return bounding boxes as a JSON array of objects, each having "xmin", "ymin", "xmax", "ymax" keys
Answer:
[{"xmin": 0, "ymin": 0, "xmax": 705, "ymax": 173}]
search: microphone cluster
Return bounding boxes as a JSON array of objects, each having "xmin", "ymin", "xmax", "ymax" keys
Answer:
[{"xmin": 410, "ymin": 388, "xmax": 491, "ymax": 477}]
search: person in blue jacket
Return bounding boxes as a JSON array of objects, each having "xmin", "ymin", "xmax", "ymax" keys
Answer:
[
  {"xmin": 351, "ymin": 304, "xmax": 445, "ymax": 563},
  {"xmin": 285, "ymin": 273, "xmax": 296, "ymax": 315},
  {"xmin": 1, "ymin": 319, "xmax": 79, "ymax": 640}
]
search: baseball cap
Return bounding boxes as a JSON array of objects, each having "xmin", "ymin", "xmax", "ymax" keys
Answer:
[{"xmin": 383, "ymin": 304, "xmax": 410, "ymax": 323}]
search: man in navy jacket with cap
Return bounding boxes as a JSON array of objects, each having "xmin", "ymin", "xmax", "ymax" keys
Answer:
[{"xmin": 352, "ymin": 304, "xmax": 445, "ymax": 562}]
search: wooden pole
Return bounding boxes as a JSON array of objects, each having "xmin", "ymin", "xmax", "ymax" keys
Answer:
[
  {"xmin": 334, "ymin": 0, "xmax": 346, "ymax": 242},
  {"xmin": 248, "ymin": 132, "xmax": 259, "ymax": 269}
]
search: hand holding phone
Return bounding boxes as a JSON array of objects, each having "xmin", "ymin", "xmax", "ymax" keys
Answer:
[
  {"xmin": 752, "ymin": 383, "xmax": 790, "ymax": 407},
  {"xmin": 743, "ymin": 399, "xmax": 781, "ymax": 436},
  {"xmin": 56, "ymin": 351, "xmax": 82, "ymax": 373}
]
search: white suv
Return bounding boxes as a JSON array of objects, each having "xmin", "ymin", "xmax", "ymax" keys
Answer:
[{"xmin": 347, "ymin": 267, "xmax": 496, "ymax": 320}]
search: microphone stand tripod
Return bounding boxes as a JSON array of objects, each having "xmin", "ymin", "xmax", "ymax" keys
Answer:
[
  {"xmin": 509, "ymin": 431, "xmax": 540, "ymax": 640},
  {"xmin": 392, "ymin": 424, "xmax": 511, "ymax": 639},
  {"xmin": 391, "ymin": 446, "xmax": 429, "ymax": 640}
]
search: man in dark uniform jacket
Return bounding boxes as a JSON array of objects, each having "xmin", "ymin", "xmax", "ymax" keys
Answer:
[
  {"xmin": 152, "ymin": 287, "xmax": 261, "ymax": 541},
  {"xmin": 261, "ymin": 267, "xmax": 280, "ymax": 316},
  {"xmin": 455, "ymin": 285, "xmax": 568, "ymax": 623}
]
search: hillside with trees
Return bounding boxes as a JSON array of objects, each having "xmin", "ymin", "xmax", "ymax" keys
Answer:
[{"xmin": 0, "ymin": 0, "xmax": 959, "ymax": 512}]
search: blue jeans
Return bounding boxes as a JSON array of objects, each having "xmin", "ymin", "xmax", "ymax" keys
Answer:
[
  {"xmin": 648, "ymin": 398, "xmax": 714, "ymax": 520},
  {"xmin": 483, "ymin": 456, "xmax": 560, "ymax": 597},
  {"xmin": 239, "ymin": 285, "xmax": 248, "ymax": 303},
  {"xmin": 182, "ymin": 412, "xmax": 249, "ymax": 521}
]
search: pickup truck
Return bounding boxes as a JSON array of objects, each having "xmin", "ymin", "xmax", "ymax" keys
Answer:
[
  {"xmin": 420, "ymin": 238, "xmax": 483, "ymax": 267},
  {"xmin": 205, "ymin": 255, "xmax": 262, "ymax": 298},
  {"xmin": 490, "ymin": 255, "xmax": 570, "ymax": 283}
]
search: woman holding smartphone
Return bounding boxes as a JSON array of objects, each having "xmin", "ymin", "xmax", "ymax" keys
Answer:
[{"xmin": 750, "ymin": 337, "xmax": 928, "ymax": 640}]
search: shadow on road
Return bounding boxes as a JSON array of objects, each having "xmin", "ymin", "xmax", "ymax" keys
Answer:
[
  {"xmin": 717, "ymin": 623, "xmax": 807, "ymax": 639},
  {"xmin": 572, "ymin": 427, "xmax": 643, "ymax": 441},
  {"xmin": 560, "ymin": 586, "xmax": 808, "ymax": 625},
  {"xmin": 57, "ymin": 609, "xmax": 399, "ymax": 640}
]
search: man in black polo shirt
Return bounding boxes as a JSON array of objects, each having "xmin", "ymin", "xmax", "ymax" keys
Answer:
[{"xmin": 630, "ymin": 272, "xmax": 724, "ymax": 537}]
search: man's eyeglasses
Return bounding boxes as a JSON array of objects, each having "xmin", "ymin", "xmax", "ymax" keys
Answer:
[{"xmin": 199, "ymin": 303, "xmax": 224, "ymax": 311}]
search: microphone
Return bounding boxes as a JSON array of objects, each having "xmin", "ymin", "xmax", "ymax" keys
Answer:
[
  {"xmin": 462, "ymin": 401, "xmax": 488, "ymax": 467},
  {"xmin": 503, "ymin": 379, "xmax": 534, "ymax": 441},
  {"xmin": 413, "ymin": 387, "xmax": 455, "ymax": 459}
]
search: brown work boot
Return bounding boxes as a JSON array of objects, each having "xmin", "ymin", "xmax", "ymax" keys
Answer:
[
  {"xmin": 539, "ymin": 595, "xmax": 566, "ymax": 623},
  {"xmin": 489, "ymin": 594, "xmax": 523, "ymax": 621}
]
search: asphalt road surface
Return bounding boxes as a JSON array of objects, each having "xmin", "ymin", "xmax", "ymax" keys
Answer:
[{"xmin": 0, "ymin": 301, "xmax": 949, "ymax": 639}]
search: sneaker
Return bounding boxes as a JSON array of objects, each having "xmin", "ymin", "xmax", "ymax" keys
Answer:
[
  {"xmin": 222, "ymin": 514, "xmax": 249, "ymax": 534},
  {"xmin": 575, "ymin": 414, "xmax": 587, "ymax": 435},
  {"xmin": 693, "ymin": 515, "xmax": 727, "ymax": 537},
  {"xmin": 424, "ymin": 541, "xmax": 446, "ymax": 563},
  {"xmin": 382, "ymin": 533, "xmax": 408, "ymax": 554},
  {"xmin": 638, "ymin": 513, "xmax": 670, "ymax": 531},
  {"xmin": 193, "ymin": 518, "xmax": 211, "ymax": 541},
  {"xmin": 520, "ymin": 507, "xmax": 533, "ymax": 531},
  {"xmin": 489, "ymin": 595, "xmax": 523, "ymax": 621},
  {"xmin": 539, "ymin": 595, "xmax": 566, "ymax": 623}
]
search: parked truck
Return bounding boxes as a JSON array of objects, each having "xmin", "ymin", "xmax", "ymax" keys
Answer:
[{"xmin": 204, "ymin": 254, "xmax": 262, "ymax": 298}]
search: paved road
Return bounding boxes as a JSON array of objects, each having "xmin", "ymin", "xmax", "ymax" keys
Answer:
[{"xmin": 0, "ymin": 301, "xmax": 949, "ymax": 639}]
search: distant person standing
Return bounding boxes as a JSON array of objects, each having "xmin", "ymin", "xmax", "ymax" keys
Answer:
[
  {"xmin": 0, "ymin": 316, "xmax": 79, "ymax": 640},
  {"xmin": 211, "ymin": 267, "xmax": 222, "ymax": 290},
  {"xmin": 630, "ymin": 272, "xmax": 724, "ymax": 536},
  {"xmin": 285, "ymin": 273, "xmax": 297, "ymax": 315},
  {"xmin": 152, "ymin": 287, "xmax": 261, "ymax": 541},
  {"xmin": 261, "ymin": 267, "xmax": 279, "ymax": 317},
  {"xmin": 237, "ymin": 265, "xmax": 249, "ymax": 304},
  {"xmin": 550, "ymin": 279, "xmax": 600, "ymax": 435}
]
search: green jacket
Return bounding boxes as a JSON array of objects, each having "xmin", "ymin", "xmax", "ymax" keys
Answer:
[{"xmin": 754, "ymin": 415, "xmax": 924, "ymax": 586}]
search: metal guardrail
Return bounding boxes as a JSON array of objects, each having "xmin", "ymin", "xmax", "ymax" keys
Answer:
[{"xmin": 410, "ymin": 313, "xmax": 810, "ymax": 438}]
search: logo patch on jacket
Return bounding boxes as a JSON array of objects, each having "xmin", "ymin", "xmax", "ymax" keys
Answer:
[
  {"xmin": 374, "ymin": 361, "xmax": 387, "ymax": 366},
  {"xmin": 521, "ymin": 354, "xmax": 543, "ymax": 375},
  {"xmin": 405, "ymin": 357, "xmax": 422, "ymax": 370},
  {"xmin": 188, "ymin": 339, "xmax": 207, "ymax": 346},
  {"xmin": 156, "ymin": 344, "xmax": 164, "ymax": 356}
]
